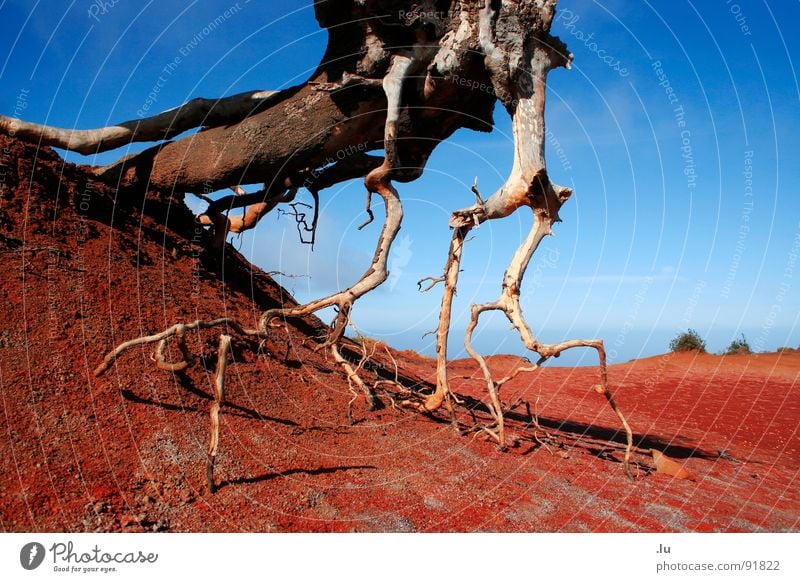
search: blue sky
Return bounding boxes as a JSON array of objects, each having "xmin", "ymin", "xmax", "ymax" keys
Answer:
[{"xmin": 1, "ymin": 1, "xmax": 798, "ymax": 364}]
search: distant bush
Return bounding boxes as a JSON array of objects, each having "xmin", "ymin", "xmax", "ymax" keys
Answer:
[
  {"xmin": 776, "ymin": 346, "xmax": 795, "ymax": 353},
  {"xmin": 669, "ymin": 329, "xmax": 707, "ymax": 353},
  {"xmin": 725, "ymin": 333, "xmax": 752, "ymax": 355}
]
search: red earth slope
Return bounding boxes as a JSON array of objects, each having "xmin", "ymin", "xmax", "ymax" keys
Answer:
[{"xmin": 0, "ymin": 135, "xmax": 797, "ymax": 532}]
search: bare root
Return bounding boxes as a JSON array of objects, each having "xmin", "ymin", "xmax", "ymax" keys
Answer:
[
  {"xmin": 401, "ymin": 225, "xmax": 471, "ymax": 418},
  {"xmin": 95, "ymin": 319, "xmax": 260, "ymax": 493},
  {"xmin": 461, "ymin": 211, "xmax": 635, "ymax": 477},
  {"xmin": 196, "ymin": 180, "xmax": 299, "ymax": 248},
  {"xmin": 330, "ymin": 341, "xmax": 378, "ymax": 425},
  {"xmin": 411, "ymin": 35, "xmax": 635, "ymax": 476},
  {"xmin": 255, "ymin": 52, "xmax": 413, "ymax": 392},
  {"xmin": 206, "ymin": 334, "xmax": 232, "ymax": 494},
  {"xmin": 524, "ymin": 397, "xmax": 555, "ymax": 454},
  {"xmin": 257, "ymin": 174, "xmax": 402, "ymax": 352},
  {"xmin": 94, "ymin": 52, "xmax": 417, "ymax": 475},
  {"xmin": 94, "ymin": 317, "xmax": 263, "ymax": 377}
]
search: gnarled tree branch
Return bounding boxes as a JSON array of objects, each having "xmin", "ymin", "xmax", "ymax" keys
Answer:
[{"xmin": 0, "ymin": 90, "xmax": 285, "ymax": 155}]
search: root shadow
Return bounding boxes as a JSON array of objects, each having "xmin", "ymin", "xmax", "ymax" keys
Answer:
[
  {"xmin": 119, "ymin": 385, "xmax": 298, "ymax": 427},
  {"xmin": 219, "ymin": 464, "xmax": 377, "ymax": 489},
  {"xmin": 455, "ymin": 394, "xmax": 718, "ymax": 461}
]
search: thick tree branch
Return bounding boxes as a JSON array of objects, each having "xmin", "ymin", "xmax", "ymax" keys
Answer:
[{"xmin": 0, "ymin": 90, "xmax": 286, "ymax": 155}]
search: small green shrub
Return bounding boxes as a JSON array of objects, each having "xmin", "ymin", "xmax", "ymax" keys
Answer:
[
  {"xmin": 669, "ymin": 329, "xmax": 707, "ymax": 353},
  {"xmin": 725, "ymin": 333, "xmax": 752, "ymax": 355}
]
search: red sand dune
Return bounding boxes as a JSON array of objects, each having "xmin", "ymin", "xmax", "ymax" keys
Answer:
[{"xmin": 0, "ymin": 135, "xmax": 797, "ymax": 532}]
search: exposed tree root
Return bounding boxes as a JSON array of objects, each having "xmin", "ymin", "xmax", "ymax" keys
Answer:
[
  {"xmin": 93, "ymin": 318, "xmax": 263, "ymax": 377},
  {"xmin": 95, "ymin": 319, "xmax": 259, "ymax": 493},
  {"xmin": 524, "ymin": 397, "xmax": 556, "ymax": 454},
  {"xmin": 401, "ymin": 224, "xmax": 471, "ymax": 419},
  {"xmin": 330, "ymin": 341, "xmax": 378, "ymax": 424},
  {"xmin": 255, "ymin": 170, "xmax": 402, "ymax": 353},
  {"xmin": 461, "ymin": 212, "xmax": 634, "ymax": 476},
  {"xmin": 206, "ymin": 334, "xmax": 232, "ymax": 494},
  {"xmin": 358, "ymin": 191, "xmax": 375, "ymax": 230},
  {"xmin": 195, "ymin": 152, "xmax": 383, "ymax": 249},
  {"xmin": 253, "ymin": 50, "xmax": 419, "ymax": 410},
  {"xmin": 371, "ymin": 345, "xmax": 414, "ymax": 412},
  {"xmin": 407, "ymin": 29, "xmax": 636, "ymax": 476},
  {"xmin": 417, "ymin": 276, "xmax": 445, "ymax": 293},
  {"xmin": 94, "ymin": 49, "xmax": 421, "ymax": 471}
]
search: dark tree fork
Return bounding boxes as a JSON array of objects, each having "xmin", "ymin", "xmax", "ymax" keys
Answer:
[{"xmin": 2, "ymin": 0, "xmax": 635, "ymax": 490}]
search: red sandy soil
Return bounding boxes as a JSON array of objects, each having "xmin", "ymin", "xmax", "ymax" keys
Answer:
[{"xmin": 1, "ymin": 135, "xmax": 798, "ymax": 532}]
